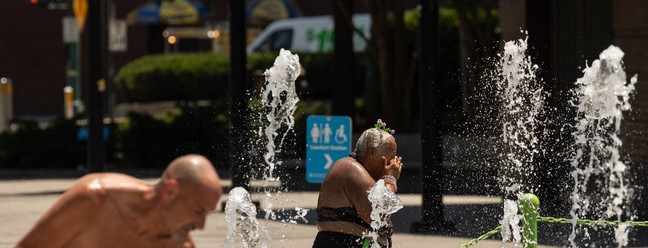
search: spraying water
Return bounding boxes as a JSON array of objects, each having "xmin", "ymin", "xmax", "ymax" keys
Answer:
[
  {"xmin": 568, "ymin": 45, "xmax": 638, "ymax": 247},
  {"xmin": 500, "ymin": 199, "xmax": 522, "ymax": 247},
  {"xmin": 261, "ymin": 48, "xmax": 301, "ymax": 180},
  {"xmin": 225, "ymin": 187, "xmax": 260, "ymax": 248},
  {"xmin": 224, "ymin": 49, "xmax": 302, "ymax": 247},
  {"xmin": 364, "ymin": 179, "xmax": 403, "ymax": 248},
  {"xmin": 495, "ymin": 32, "xmax": 546, "ymax": 246}
]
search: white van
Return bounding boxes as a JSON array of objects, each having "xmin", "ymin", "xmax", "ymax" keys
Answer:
[{"xmin": 246, "ymin": 14, "xmax": 371, "ymax": 54}]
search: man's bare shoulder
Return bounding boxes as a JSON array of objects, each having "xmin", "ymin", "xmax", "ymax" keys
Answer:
[{"xmin": 69, "ymin": 173, "xmax": 148, "ymax": 204}]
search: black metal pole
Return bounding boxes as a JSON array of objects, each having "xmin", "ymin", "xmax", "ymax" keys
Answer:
[
  {"xmin": 87, "ymin": 0, "xmax": 105, "ymax": 173},
  {"xmin": 229, "ymin": 0, "xmax": 250, "ymax": 190},
  {"xmin": 411, "ymin": 0, "xmax": 453, "ymax": 233},
  {"xmin": 332, "ymin": 0, "xmax": 355, "ymax": 118}
]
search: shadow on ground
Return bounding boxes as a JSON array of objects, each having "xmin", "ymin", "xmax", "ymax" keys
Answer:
[
  {"xmin": 259, "ymin": 204, "xmax": 503, "ymax": 245},
  {"xmin": 259, "ymin": 203, "xmax": 648, "ymax": 247}
]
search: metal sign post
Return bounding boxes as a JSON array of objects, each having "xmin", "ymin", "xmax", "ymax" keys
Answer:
[{"xmin": 0, "ymin": 78, "xmax": 13, "ymax": 133}]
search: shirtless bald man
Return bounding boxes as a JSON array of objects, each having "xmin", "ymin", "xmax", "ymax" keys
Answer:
[{"xmin": 16, "ymin": 154, "xmax": 223, "ymax": 248}]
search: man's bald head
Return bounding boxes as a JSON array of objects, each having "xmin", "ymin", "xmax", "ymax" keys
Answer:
[
  {"xmin": 156, "ymin": 154, "xmax": 222, "ymax": 235},
  {"xmin": 161, "ymin": 154, "xmax": 221, "ymax": 194}
]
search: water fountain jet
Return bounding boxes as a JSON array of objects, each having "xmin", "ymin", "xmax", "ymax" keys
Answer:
[
  {"xmin": 226, "ymin": 49, "xmax": 304, "ymax": 247},
  {"xmin": 568, "ymin": 45, "xmax": 638, "ymax": 247},
  {"xmin": 495, "ymin": 32, "xmax": 546, "ymax": 247}
]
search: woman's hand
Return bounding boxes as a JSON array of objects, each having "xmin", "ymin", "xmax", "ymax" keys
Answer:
[{"xmin": 383, "ymin": 155, "xmax": 403, "ymax": 180}]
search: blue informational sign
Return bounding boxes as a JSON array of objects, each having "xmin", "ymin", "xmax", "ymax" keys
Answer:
[
  {"xmin": 76, "ymin": 127, "xmax": 110, "ymax": 141},
  {"xmin": 306, "ymin": 115, "xmax": 352, "ymax": 183}
]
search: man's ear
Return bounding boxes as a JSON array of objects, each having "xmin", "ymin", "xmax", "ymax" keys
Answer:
[{"xmin": 162, "ymin": 178, "xmax": 179, "ymax": 203}]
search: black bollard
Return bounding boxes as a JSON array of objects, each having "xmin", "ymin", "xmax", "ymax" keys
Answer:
[{"xmin": 410, "ymin": 0, "xmax": 454, "ymax": 234}]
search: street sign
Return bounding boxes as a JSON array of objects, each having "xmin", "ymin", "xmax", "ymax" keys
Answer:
[
  {"xmin": 306, "ymin": 115, "xmax": 352, "ymax": 183},
  {"xmin": 62, "ymin": 16, "xmax": 79, "ymax": 43},
  {"xmin": 109, "ymin": 19, "xmax": 127, "ymax": 52},
  {"xmin": 73, "ymin": 0, "xmax": 88, "ymax": 31}
]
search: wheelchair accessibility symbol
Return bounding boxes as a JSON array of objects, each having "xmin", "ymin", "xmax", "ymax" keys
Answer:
[{"xmin": 306, "ymin": 115, "xmax": 352, "ymax": 183}]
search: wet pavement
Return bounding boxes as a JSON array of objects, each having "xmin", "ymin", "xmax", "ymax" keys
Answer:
[{"xmin": 0, "ymin": 178, "xmax": 560, "ymax": 248}]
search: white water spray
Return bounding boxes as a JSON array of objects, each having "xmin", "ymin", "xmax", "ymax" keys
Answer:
[
  {"xmin": 224, "ymin": 49, "xmax": 303, "ymax": 248},
  {"xmin": 261, "ymin": 48, "xmax": 301, "ymax": 180},
  {"xmin": 497, "ymin": 33, "xmax": 545, "ymax": 195},
  {"xmin": 568, "ymin": 45, "xmax": 637, "ymax": 247},
  {"xmin": 259, "ymin": 49, "xmax": 303, "ymax": 247},
  {"xmin": 364, "ymin": 179, "xmax": 403, "ymax": 248},
  {"xmin": 496, "ymin": 32, "xmax": 546, "ymax": 246},
  {"xmin": 225, "ymin": 187, "xmax": 260, "ymax": 248}
]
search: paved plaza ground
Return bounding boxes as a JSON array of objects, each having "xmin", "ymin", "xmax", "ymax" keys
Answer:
[{"xmin": 0, "ymin": 178, "xmax": 559, "ymax": 248}]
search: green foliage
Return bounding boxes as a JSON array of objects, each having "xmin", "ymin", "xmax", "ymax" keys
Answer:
[
  {"xmin": 0, "ymin": 100, "xmax": 327, "ymax": 170},
  {"xmin": 404, "ymin": 6, "xmax": 421, "ymax": 30},
  {"xmin": 109, "ymin": 51, "xmax": 353, "ymax": 169},
  {"xmin": 248, "ymin": 53, "xmax": 279, "ymax": 71},
  {"xmin": 440, "ymin": 7, "xmax": 461, "ymax": 27},
  {"xmin": 399, "ymin": 5, "xmax": 465, "ymax": 133},
  {"xmin": 114, "ymin": 103, "xmax": 230, "ymax": 169},
  {"xmin": 114, "ymin": 53, "xmax": 230, "ymax": 102},
  {"xmin": 115, "ymin": 52, "xmax": 358, "ymax": 103},
  {"xmin": 1, "ymin": 50, "xmax": 355, "ymax": 170}
]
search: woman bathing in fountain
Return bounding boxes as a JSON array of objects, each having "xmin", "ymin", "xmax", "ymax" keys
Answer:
[{"xmin": 313, "ymin": 120, "xmax": 403, "ymax": 248}]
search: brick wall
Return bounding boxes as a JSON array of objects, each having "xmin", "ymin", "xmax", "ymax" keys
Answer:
[
  {"xmin": 0, "ymin": 0, "xmax": 175, "ymax": 119},
  {"xmin": 0, "ymin": 0, "xmax": 419, "ymax": 119},
  {"xmin": 0, "ymin": 2, "xmax": 68, "ymax": 118}
]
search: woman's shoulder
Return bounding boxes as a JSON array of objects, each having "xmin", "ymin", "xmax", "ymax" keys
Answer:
[{"xmin": 332, "ymin": 157, "xmax": 364, "ymax": 171}]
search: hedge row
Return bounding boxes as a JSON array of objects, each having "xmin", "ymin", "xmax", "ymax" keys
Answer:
[
  {"xmin": 114, "ymin": 52, "xmax": 350, "ymax": 102},
  {"xmin": 0, "ymin": 100, "xmax": 329, "ymax": 170}
]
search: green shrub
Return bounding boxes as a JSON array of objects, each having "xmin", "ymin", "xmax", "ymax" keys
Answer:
[
  {"xmin": 0, "ymin": 118, "xmax": 85, "ymax": 169},
  {"xmin": 114, "ymin": 53, "xmax": 230, "ymax": 102},
  {"xmin": 111, "ymin": 51, "xmax": 365, "ymax": 170},
  {"xmin": 114, "ymin": 103, "xmax": 230, "ymax": 169},
  {"xmin": 115, "ymin": 52, "xmax": 369, "ymax": 103},
  {"xmin": 113, "ymin": 99, "xmax": 328, "ymax": 170},
  {"xmin": 248, "ymin": 53, "xmax": 279, "ymax": 71}
]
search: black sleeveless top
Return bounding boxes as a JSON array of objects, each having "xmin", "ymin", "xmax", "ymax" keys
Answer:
[
  {"xmin": 316, "ymin": 206, "xmax": 372, "ymax": 229},
  {"xmin": 316, "ymin": 154, "xmax": 394, "ymax": 238}
]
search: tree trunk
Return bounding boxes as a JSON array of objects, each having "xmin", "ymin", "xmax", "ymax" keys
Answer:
[{"xmin": 367, "ymin": 0, "xmax": 418, "ymax": 131}]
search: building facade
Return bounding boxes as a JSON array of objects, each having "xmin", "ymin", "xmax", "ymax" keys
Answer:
[{"xmin": 0, "ymin": 0, "xmax": 382, "ymax": 120}]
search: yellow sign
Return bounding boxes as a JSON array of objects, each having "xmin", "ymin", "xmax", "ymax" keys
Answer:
[
  {"xmin": 249, "ymin": 0, "xmax": 289, "ymax": 27},
  {"xmin": 97, "ymin": 79, "xmax": 106, "ymax": 92},
  {"xmin": 159, "ymin": 0, "xmax": 199, "ymax": 25},
  {"xmin": 73, "ymin": 0, "xmax": 88, "ymax": 31}
]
